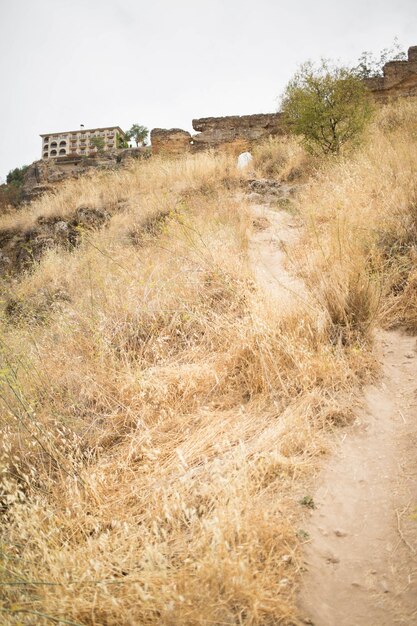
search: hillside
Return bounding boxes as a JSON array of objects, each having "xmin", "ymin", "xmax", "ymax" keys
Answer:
[{"xmin": 0, "ymin": 101, "xmax": 416, "ymax": 625}]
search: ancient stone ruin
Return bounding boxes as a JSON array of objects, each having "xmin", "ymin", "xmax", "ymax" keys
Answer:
[
  {"xmin": 365, "ymin": 45, "xmax": 417, "ymax": 102},
  {"xmin": 14, "ymin": 44, "xmax": 417, "ymax": 206},
  {"xmin": 151, "ymin": 113, "xmax": 284, "ymax": 156},
  {"xmin": 151, "ymin": 128, "xmax": 192, "ymax": 155},
  {"xmin": 151, "ymin": 48, "xmax": 417, "ymax": 157}
]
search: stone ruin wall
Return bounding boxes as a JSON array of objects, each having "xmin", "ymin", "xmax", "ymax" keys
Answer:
[
  {"xmin": 151, "ymin": 128, "xmax": 192, "ymax": 155},
  {"xmin": 152, "ymin": 46, "xmax": 417, "ymax": 158},
  {"xmin": 18, "ymin": 43, "xmax": 417, "ymax": 203},
  {"xmin": 151, "ymin": 113, "xmax": 284, "ymax": 157},
  {"xmin": 364, "ymin": 45, "xmax": 417, "ymax": 102}
]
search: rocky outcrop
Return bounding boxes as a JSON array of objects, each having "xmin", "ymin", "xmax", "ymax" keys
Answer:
[
  {"xmin": 191, "ymin": 113, "xmax": 284, "ymax": 152},
  {"xmin": 150, "ymin": 128, "xmax": 192, "ymax": 155},
  {"xmin": 365, "ymin": 46, "xmax": 417, "ymax": 102},
  {"xmin": 21, "ymin": 148, "xmax": 150, "ymax": 203},
  {"xmin": 0, "ymin": 206, "xmax": 110, "ymax": 274},
  {"xmin": 149, "ymin": 114, "xmax": 284, "ymax": 157}
]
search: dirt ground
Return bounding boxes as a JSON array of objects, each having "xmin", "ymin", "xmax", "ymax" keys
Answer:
[
  {"xmin": 298, "ymin": 330, "xmax": 417, "ymax": 625},
  {"xmin": 250, "ymin": 201, "xmax": 417, "ymax": 626}
]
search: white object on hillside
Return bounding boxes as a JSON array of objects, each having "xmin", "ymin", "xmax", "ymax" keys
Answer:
[{"xmin": 237, "ymin": 151, "xmax": 253, "ymax": 169}]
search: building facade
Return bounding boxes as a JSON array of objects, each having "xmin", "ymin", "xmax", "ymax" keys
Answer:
[{"xmin": 40, "ymin": 126, "xmax": 127, "ymax": 159}]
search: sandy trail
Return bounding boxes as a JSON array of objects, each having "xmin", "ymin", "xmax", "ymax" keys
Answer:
[
  {"xmin": 249, "ymin": 201, "xmax": 417, "ymax": 626},
  {"xmin": 299, "ymin": 330, "xmax": 417, "ymax": 626},
  {"xmin": 249, "ymin": 204, "xmax": 307, "ymax": 309}
]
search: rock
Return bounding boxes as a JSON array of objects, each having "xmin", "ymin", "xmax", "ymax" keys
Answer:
[
  {"xmin": 20, "ymin": 149, "xmax": 149, "ymax": 204},
  {"xmin": 73, "ymin": 206, "xmax": 110, "ymax": 229},
  {"xmin": 192, "ymin": 113, "xmax": 284, "ymax": 151},
  {"xmin": 252, "ymin": 216, "xmax": 271, "ymax": 231},
  {"xmin": 0, "ymin": 205, "xmax": 111, "ymax": 274},
  {"xmin": 248, "ymin": 178, "xmax": 283, "ymax": 196},
  {"xmin": 150, "ymin": 128, "xmax": 192, "ymax": 155},
  {"xmin": 237, "ymin": 151, "xmax": 253, "ymax": 169},
  {"xmin": 364, "ymin": 46, "xmax": 417, "ymax": 102}
]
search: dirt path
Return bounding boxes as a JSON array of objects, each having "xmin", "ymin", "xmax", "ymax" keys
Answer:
[
  {"xmin": 248, "ymin": 204, "xmax": 307, "ymax": 310},
  {"xmin": 298, "ymin": 330, "xmax": 417, "ymax": 626},
  {"xmin": 249, "ymin": 201, "xmax": 417, "ymax": 626}
]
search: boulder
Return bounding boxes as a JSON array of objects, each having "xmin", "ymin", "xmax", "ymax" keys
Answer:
[
  {"xmin": 150, "ymin": 128, "xmax": 192, "ymax": 155},
  {"xmin": 191, "ymin": 113, "xmax": 284, "ymax": 151}
]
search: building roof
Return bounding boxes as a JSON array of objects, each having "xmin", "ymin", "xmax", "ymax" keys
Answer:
[{"xmin": 40, "ymin": 126, "xmax": 126, "ymax": 138}]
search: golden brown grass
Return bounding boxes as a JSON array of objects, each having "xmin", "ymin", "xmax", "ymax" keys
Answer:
[
  {"xmin": 252, "ymin": 136, "xmax": 316, "ymax": 182},
  {"xmin": 1, "ymin": 102, "xmax": 416, "ymax": 625},
  {"xmin": 294, "ymin": 99, "xmax": 417, "ymax": 334}
]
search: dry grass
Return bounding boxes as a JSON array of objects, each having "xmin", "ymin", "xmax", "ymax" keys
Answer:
[
  {"xmin": 294, "ymin": 99, "xmax": 417, "ymax": 334},
  {"xmin": 1, "ymin": 102, "xmax": 416, "ymax": 625},
  {"xmin": 252, "ymin": 136, "xmax": 316, "ymax": 182}
]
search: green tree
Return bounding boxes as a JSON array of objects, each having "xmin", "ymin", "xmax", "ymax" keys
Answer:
[
  {"xmin": 355, "ymin": 38, "xmax": 406, "ymax": 79},
  {"xmin": 117, "ymin": 135, "xmax": 129, "ymax": 149},
  {"xmin": 280, "ymin": 61, "xmax": 373, "ymax": 155},
  {"xmin": 6, "ymin": 165, "xmax": 28, "ymax": 187},
  {"xmin": 90, "ymin": 136, "xmax": 105, "ymax": 154},
  {"xmin": 126, "ymin": 124, "xmax": 149, "ymax": 147}
]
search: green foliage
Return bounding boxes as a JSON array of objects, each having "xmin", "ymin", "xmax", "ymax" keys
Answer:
[
  {"xmin": 126, "ymin": 124, "xmax": 149, "ymax": 147},
  {"xmin": 90, "ymin": 136, "xmax": 105, "ymax": 154},
  {"xmin": 355, "ymin": 38, "xmax": 406, "ymax": 79},
  {"xmin": 6, "ymin": 165, "xmax": 28, "ymax": 187},
  {"xmin": 281, "ymin": 61, "xmax": 373, "ymax": 155},
  {"xmin": 299, "ymin": 495, "xmax": 315, "ymax": 509},
  {"xmin": 117, "ymin": 135, "xmax": 129, "ymax": 149}
]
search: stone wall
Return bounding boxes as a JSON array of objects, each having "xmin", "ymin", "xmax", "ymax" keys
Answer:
[
  {"xmin": 365, "ymin": 46, "xmax": 417, "ymax": 102},
  {"xmin": 191, "ymin": 113, "xmax": 284, "ymax": 152},
  {"xmin": 150, "ymin": 128, "xmax": 192, "ymax": 155},
  {"xmin": 150, "ymin": 113, "xmax": 284, "ymax": 157}
]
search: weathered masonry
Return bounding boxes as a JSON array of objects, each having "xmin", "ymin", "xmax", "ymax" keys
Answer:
[
  {"xmin": 151, "ymin": 113, "xmax": 284, "ymax": 156},
  {"xmin": 365, "ymin": 45, "xmax": 417, "ymax": 102},
  {"xmin": 40, "ymin": 126, "xmax": 127, "ymax": 159}
]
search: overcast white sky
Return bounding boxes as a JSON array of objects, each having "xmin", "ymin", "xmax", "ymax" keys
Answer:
[{"xmin": 0, "ymin": 0, "xmax": 416, "ymax": 181}]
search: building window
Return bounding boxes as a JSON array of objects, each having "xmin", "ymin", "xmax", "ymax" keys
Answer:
[
  {"xmin": 59, "ymin": 149, "xmax": 66, "ymax": 155},
  {"xmin": 43, "ymin": 151, "xmax": 48, "ymax": 158},
  {"xmin": 44, "ymin": 137, "xmax": 49, "ymax": 144},
  {"xmin": 50, "ymin": 141, "xmax": 57, "ymax": 148},
  {"xmin": 59, "ymin": 140, "xmax": 67, "ymax": 147},
  {"xmin": 50, "ymin": 149, "xmax": 57, "ymax": 156}
]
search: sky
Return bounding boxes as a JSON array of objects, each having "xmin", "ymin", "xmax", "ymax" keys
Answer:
[{"xmin": 0, "ymin": 0, "xmax": 416, "ymax": 181}]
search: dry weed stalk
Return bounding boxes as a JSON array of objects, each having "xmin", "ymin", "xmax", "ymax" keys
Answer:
[{"xmin": 1, "ymin": 102, "xmax": 416, "ymax": 624}]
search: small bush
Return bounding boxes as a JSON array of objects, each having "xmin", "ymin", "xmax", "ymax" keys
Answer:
[{"xmin": 280, "ymin": 60, "xmax": 374, "ymax": 155}]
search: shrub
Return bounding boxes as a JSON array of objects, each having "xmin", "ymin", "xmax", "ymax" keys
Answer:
[
  {"xmin": 6, "ymin": 164, "xmax": 28, "ymax": 187},
  {"xmin": 280, "ymin": 60, "xmax": 373, "ymax": 155}
]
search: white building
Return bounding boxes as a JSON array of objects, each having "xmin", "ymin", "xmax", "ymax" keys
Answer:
[{"xmin": 40, "ymin": 126, "xmax": 127, "ymax": 159}]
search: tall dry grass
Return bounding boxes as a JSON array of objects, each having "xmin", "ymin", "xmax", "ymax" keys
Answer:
[
  {"xmin": 293, "ymin": 99, "xmax": 417, "ymax": 335},
  {"xmin": 252, "ymin": 136, "xmax": 316, "ymax": 182},
  {"xmin": 1, "ymin": 101, "xmax": 416, "ymax": 624}
]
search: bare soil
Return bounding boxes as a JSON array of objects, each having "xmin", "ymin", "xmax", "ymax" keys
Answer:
[
  {"xmin": 250, "ymin": 201, "xmax": 417, "ymax": 626},
  {"xmin": 249, "ymin": 203, "xmax": 306, "ymax": 309},
  {"xmin": 298, "ymin": 330, "xmax": 417, "ymax": 625}
]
